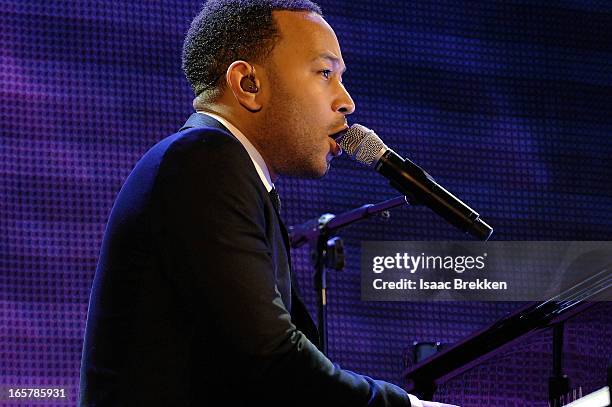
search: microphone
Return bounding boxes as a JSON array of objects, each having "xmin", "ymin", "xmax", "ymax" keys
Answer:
[{"xmin": 339, "ymin": 124, "xmax": 493, "ymax": 240}]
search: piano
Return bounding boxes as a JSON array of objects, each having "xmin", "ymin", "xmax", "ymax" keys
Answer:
[{"xmin": 403, "ymin": 270, "xmax": 611, "ymax": 406}]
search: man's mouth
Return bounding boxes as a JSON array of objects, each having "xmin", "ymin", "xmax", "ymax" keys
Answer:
[
  {"xmin": 329, "ymin": 126, "xmax": 349, "ymax": 143},
  {"xmin": 328, "ymin": 126, "xmax": 349, "ymax": 157}
]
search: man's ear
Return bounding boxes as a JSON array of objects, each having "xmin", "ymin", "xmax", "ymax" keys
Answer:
[{"xmin": 226, "ymin": 60, "xmax": 262, "ymax": 112}]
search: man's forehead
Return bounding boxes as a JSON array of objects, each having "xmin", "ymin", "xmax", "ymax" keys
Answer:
[
  {"xmin": 272, "ymin": 11, "xmax": 343, "ymax": 62},
  {"xmin": 272, "ymin": 9, "xmax": 327, "ymax": 29},
  {"xmin": 273, "ymin": 11, "xmax": 338, "ymax": 47}
]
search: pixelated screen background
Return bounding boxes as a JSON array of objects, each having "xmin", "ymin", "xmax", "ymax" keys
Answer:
[{"xmin": 1, "ymin": 1, "xmax": 611, "ymax": 405}]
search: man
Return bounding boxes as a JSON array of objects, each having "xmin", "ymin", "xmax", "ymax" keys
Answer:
[{"xmin": 79, "ymin": 1, "xmax": 456, "ymax": 406}]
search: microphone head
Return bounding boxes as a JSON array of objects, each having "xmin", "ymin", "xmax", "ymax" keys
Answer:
[{"xmin": 340, "ymin": 124, "xmax": 388, "ymax": 167}]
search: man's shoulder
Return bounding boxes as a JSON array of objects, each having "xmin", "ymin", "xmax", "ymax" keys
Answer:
[
  {"xmin": 158, "ymin": 125, "xmax": 243, "ymax": 157},
  {"xmin": 144, "ymin": 124, "xmax": 259, "ymax": 186},
  {"xmin": 137, "ymin": 124, "xmax": 247, "ymax": 172}
]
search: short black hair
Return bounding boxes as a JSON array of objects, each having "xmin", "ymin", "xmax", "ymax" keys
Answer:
[{"xmin": 182, "ymin": 0, "xmax": 322, "ymax": 99}]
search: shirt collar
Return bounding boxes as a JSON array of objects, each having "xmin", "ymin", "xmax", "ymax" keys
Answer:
[{"xmin": 196, "ymin": 111, "xmax": 274, "ymax": 193}]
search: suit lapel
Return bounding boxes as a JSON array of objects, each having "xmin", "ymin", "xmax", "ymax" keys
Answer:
[{"xmin": 273, "ymin": 208, "xmax": 321, "ymax": 349}]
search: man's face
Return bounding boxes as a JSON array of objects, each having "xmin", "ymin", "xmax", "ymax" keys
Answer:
[{"xmin": 257, "ymin": 11, "xmax": 355, "ymax": 179}]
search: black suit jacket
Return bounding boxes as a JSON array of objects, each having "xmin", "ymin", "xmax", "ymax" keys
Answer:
[{"xmin": 79, "ymin": 113, "xmax": 411, "ymax": 406}]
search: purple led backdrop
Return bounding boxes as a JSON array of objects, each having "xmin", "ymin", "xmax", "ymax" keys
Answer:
[{"xmin": 1, "ymin": 1, "xmax": 611, "ymax": 405}]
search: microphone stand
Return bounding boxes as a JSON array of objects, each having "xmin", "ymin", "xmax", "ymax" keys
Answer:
[{"xmin": 289, "ymin": 195, "xmax": 409, "ymax": 355}]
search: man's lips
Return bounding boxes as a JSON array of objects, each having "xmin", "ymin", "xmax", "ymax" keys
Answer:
[
  {"xmin": 329, "ymin": 126, "xmax": 349, "ymax": 142},
  {"xmin": 329, "ymin": 126, "xmax": 349, "ymax": 157}
]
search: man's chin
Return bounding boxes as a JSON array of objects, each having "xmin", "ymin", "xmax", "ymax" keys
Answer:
[
  {"xmin": 302, "ymin": 165, "xmax": 329, "ymax": 179},
  {"xmin": 288, "ymin": 162, "xmax": 330, "ymax": 179},
  {"xmin": 278, "ymin": 155, "xmax": 332, "ymax": 179},
  {"xmin": 322, "ymin": 161, "xmax": 331, "ymax": 177},
  {"xmin": 315, "ymin": 159, "xmax": 332, "ymax": 178}
]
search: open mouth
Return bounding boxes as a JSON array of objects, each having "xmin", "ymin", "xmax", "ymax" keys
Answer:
[{"xmin": 329, "ymin": 127, "xmax": 349, "ymax": 143}]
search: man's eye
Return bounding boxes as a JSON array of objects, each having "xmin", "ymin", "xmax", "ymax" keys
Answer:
[{"xmin": 320, "ymin": 69, "xmax": 332, "ymax": 79}]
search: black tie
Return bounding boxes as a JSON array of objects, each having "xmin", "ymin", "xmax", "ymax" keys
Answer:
[{"xmin": 269, "ymin": 187, "xmax": 281, "ymax": 214}]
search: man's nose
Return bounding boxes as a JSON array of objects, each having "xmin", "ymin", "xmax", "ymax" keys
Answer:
[{"xmin": 334, "ymin": 83, "xmax": 356, "ymax": 115}]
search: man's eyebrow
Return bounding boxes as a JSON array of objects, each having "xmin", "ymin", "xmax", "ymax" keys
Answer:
[{"xmin": 313, "ymin": 52, "xmax": 347, "ymax": 73}]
